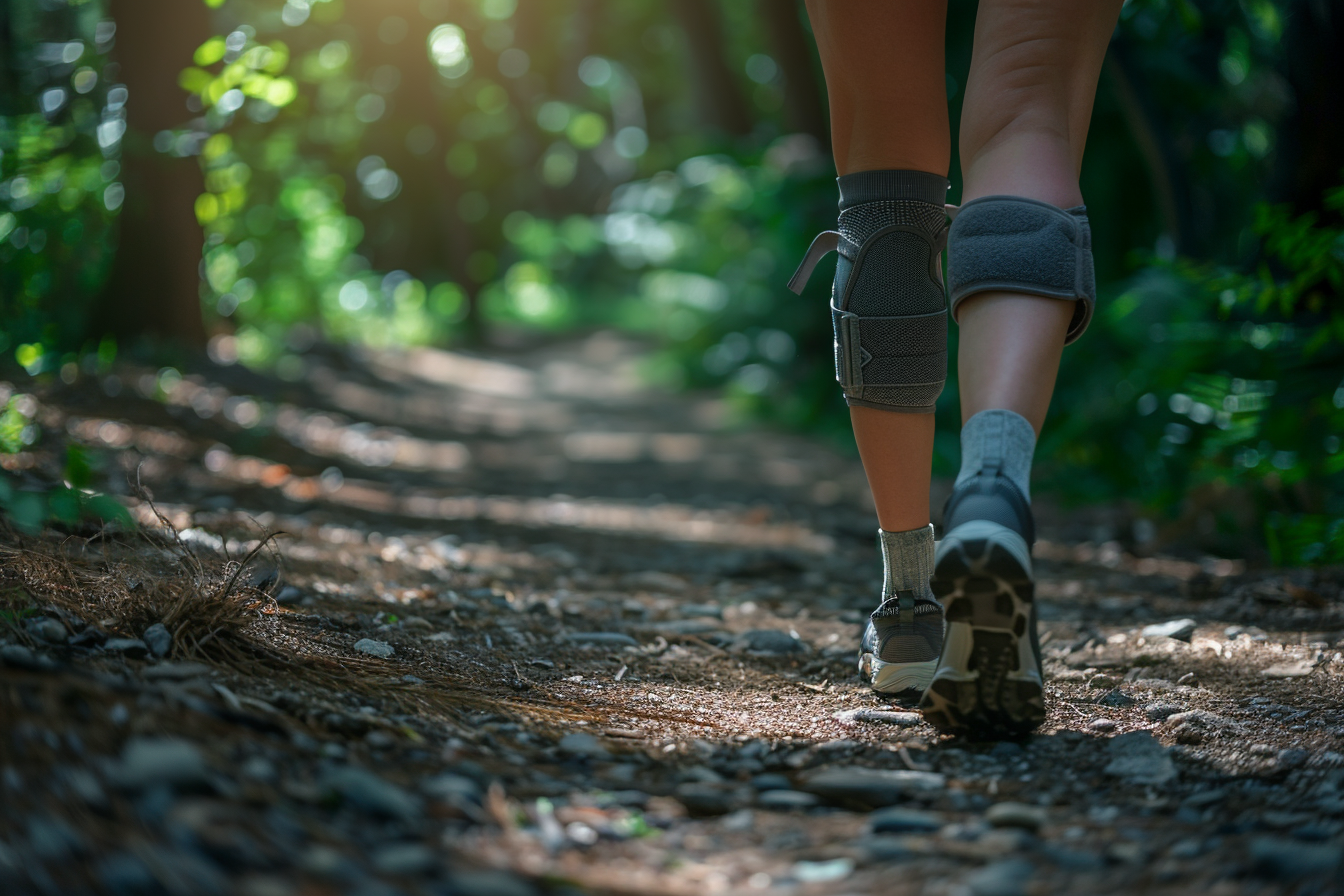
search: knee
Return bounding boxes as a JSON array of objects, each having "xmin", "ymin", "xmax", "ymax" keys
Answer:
[{"xmin": 959, "ymin": 39, "xmax": 1080, "ymax": 165}]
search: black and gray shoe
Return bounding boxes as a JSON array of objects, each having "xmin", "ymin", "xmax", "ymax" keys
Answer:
[
  {"xmin": 859, "ymin": 591, "xmax": 944, "ymax": 701},
  {"xmin": 919, "ymin": 461, "xmax": 1045, "ymax": 736}
]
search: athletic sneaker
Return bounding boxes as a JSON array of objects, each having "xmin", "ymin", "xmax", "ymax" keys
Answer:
[
  {"xmin": 918, "ymin": 460, "xmax": 1045, "ymax": 736},
  {"xmin": 858, "ymin": 589, "xmax": 944, "ymax": 702}
]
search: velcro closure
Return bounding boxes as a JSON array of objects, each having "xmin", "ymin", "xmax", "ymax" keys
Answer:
[{"xmin": 832, "ymin": 304, "xmax": 947, "ymax": 389}]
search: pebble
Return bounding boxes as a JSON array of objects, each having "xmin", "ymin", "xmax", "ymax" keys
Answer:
[
  {"xmin": 105, "ymin": 638, "xmax": 150, "ymax": 658},
  {"xmin": 111, "ymin": 737, "xmax": 209, "ymax": 791},
  {"xmin": 675, "ymin": 782, "xmax": 741, "ymax": 816},
  {"xmin": 1103, "ymin": 731, "xmax": 1177, "ymax": 785},
  {"xmin": 649, "ymin": 619, "xmax": 723, "ymax": 637},
  {"xmin": 1144, "ymin": 702, "xmax": 1184, "ymax": 721},
  {"xmin": 792, "ymin": 857, "xmax": 854, "ymax": 883},
  {"xmin": 1, "ymin": 644, "xmax": 52, "ymax": 671},
  {"xmin": 678, "ymin": 603, "xmax": 722, "ymax": 619},
  {"xmin": 353, "ymin": 639, "xmax": 394, "ymax": 658},
  {"xmin": 1087, "ymin": 674, "xmax": 1119, "ymax": 689},
  {"xmin": 751, "ymin": 773, "xmax": 793, "ymax": 791},
  {"xmin": 1262, "ymin": 660, "xmax": 1314, "ymax": 679},
  {"xmin": 869, "ymin": 807, "xmax": 945, "ymax": 833},
  {"xmin": 449, "ymin": 870, "xmax": 538, "ymax": 896},
  {"xmin": 965, "ymin": 858, "xmax": 1034, "ymax": 896},
  {"xmin": 756, "ymin": 789, "xmax": 818, "ymax": 811},
  {"xmin": 800, "ymin": 766, "xmax": 946, "ymax": 809},
  {"xmin": 275, "ymin": 585, "xmax": 304, "ymax": 605},
  {"xmin": 833, "ymin": 708, "xmax": 921, "ymax": 726},
  {"xmin": 28, "ymin": 618, "xmax": 67, "ymax": 644},
  {"xmin": 1089, "ymin": 719, "xmax": 1117, "ymax": 733},
  {"xmin": 321, "ymin": 766, "xmax": 420, "ymax": 820},
  {"xmin": 1248, "ymin": 837, "xmax": 1341, "ymax": 878},
  {"xmin": 986, "ymin": 802, "xmax": 1048, "ymax": 832},
  {"xmin": 1099, "ymin": 689, "xmax": 1136, "ymax": 708},
  {"xmin": 241, "ymin": 757, "xmax": 278, "ymax": 783},
  {"xmin": 563, "ymin": 632, "xmax": 638, "ymax": 647},
  {"xmin": 1277, "ymin": 748, "xmax": 1310, "ymax": 770},
  {"xmin": 142, "ymin": 623, "xmax": 173, "ymax": 657},
  {"xmin": 142, "ymin": 662, "xmax": 213, "ymax": 681},
  {"xmin": 370, "ymin": 842, "xmax": 437, "ymax": 876},
  {"xmin": 557, "ymin": 732, "xmax": 609, "ymax": 758},
  {"xmin": 420, "ymin": 773, "xmax": 480, "ymax": 802},
  {"xmin": 1141, "ymin": 618, "xmax": 1197, "ymax": 642},
  {"xmin": 68, "ymin": 627, "xmax": 106, "ymax": 648},
  {"xmin": 734, "ymin": 629, "xmax": 808, "ymax": 655}
]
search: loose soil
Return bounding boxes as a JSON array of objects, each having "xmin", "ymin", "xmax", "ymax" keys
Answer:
[{"xmin": 2, "ymin": 333, "xmax": 1342, "ymax": 896}]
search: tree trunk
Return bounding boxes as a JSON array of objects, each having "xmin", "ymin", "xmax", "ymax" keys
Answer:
[
  {"xmin": 93, "ymin": 0, "xmax": 210, "ymax": 348},
  {"xmin": 672, "ymin": 0, "xmax": 752, "ymax": 137},
  {"xmin": 756, "ymin": 0, "xmax": 828, "ymax": 146},
  {"xmin": 1276, "ymin": 0, "xmax": 1344, "ymax": 214}
]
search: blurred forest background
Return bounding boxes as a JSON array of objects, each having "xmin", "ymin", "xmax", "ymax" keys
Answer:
[{"xmin": 0, "ymin": 0, "xmax": 1341, "ymax": 564}]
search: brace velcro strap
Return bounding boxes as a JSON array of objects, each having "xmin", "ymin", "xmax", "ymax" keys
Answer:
[
  {"xmin": 946, "ymin": 196, "xmax": 1095, "ymax": 344},
  {"xmin": 787, "ymin": 231, "xmax": 840, "ymax": 295},
  {"xmin": 831, "ymin": 305, "xmax": 947, "ymax": 390}
]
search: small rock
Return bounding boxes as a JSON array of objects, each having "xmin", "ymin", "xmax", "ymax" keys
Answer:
[
  {"xmin": 353, "ymin": 639, "xmax": 394, "ymax": 658},
  {"xmin": 986, "ymin": 802, "xmax": 1048, "ymax": 832},
  {"xmin": 28, "ymin": 618, "xmax": 67, "ymax": 644},
  {"xmin": 869, "ymin": 807, "xmax": 944, "ymax": 833},
  {"xmin": 420, "ymin": 773, "xmax": 480, "ymax": 802},
  {"xmin": 1089, "ymin": 719, "xmax": 1117, "ymax": 733},
  {"xmin": 449, "ymin": 870, "xmax": 538, "ymax": 896},
  {"xmin": 104, "ymin": 638, "xmax": 149, "ymax": 658},
  {"xmin": 1103, "ymin": 731, "xmax": 1177, "ymax": 786},
  {"xmin": 678, "ymin": 603, "xmax": 723, "ymax": 619},
  {"xmin": 1141, "ymin": 619, "xmax": 1197, "ymax": 642},
  {"xmin": 792, "ymin": 857, "xmax": 854, "ymax": 883},
  {"xmin": 275, "ymin": 586, "xmax": 304, "ymax": 605},
  {"xmin": 1277, "ymin": 748, "xmax": 1310, "ymax": 770},
  {"xmin": 751, "ymin": 773, "xmax": 792, "ymax": 791},
  {"xmin": 800, "ymin": 766, "xmax": 946, "ymax": 810},
  {"xmin": 425, "ymin": 631, "xmax": 456, "ymax": 642},
  {"xmin": 1144, "ymin": 702, "xmax": 1184, "ymax": 721},
  {"xmin": 966, "ymin": 858, "xmax": 1034, "ymax": 896},
  {"xmin": 756, "ymin": 789, "xmax": 818, "ymax": 811},
  {"xmin": 141, "ymin": 662, "xmax": 213, "ymax": 681},
  {"xmin": 68, "ymin": 627, "xmax": 107, "ymax": 648},
  {"xmin": 142, "ymin": 623, "xmax": 172, "ymax": 657},
  {"xmin": 834, "ymin": 708, "xmax": 921, "ymax": 727},
  {"xmin": 649, "ymin": 619, "xmax": 723, "ymax": 637},
  {"xmin": 1087, "ymin": 674, "xmax": 1119, "ymax": 689},
  {"xmin": 563, "ymin": 632, "xmax": 638, "ymax": 648},
  {"xmin": 1249, "ymin": 837, "xmax": 1341, "ymax": 879},
  {"xmin": 623, "ymin": 571, "xmax": 687, "ymax": 592},
  {"xmin": 241, "ymin": 757, "xmax": 277, "ymax": 783},
  {"xmin": 321, "ymin": 767, "xmax": 420, "ymax": 820},
  {"xmin": 557, "ymin": 732, "xmax": 609, "ymax": 758},
  {"xmin": 720, "ymin": 808, "xmax": 755, "ymax": 831},
  {"xmin": 675, "ymin": 782, "xmax": 740, "ymax": 816},
  {"xmin": 370, "ymin": 843, "xmax": 437, "ymax": 876},
  {"xmin": 734, "ymin": 629, "xmax": 808, "ymax": 655},
  {"xmin": 112, "ymin": 737, "xmax": 209, "ymax": 791},
  {"xmin": 1262, "ymin": 660, "xmax": 1314, "ymax": 679},
  {"xmin": 1099, "ymin": 689, "xmax": 1136, "ymax": 708},
  {"xmin": 1, "ymin": 644, "xmax": 49, "ymax": 671}
]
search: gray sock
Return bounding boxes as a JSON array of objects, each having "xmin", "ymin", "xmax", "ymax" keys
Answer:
[
  {"xmin": 878, "ymin": 524, "xmax": 935, "ymax": 602},
  {"xmin": 955, "ymin": 409, "xmax": 1036, "ymax": 501}
]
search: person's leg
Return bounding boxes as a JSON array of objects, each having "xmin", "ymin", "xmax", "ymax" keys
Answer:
[
  {"xmin": 805, "ymin": 0, "xmax": 949, "ymax": 532},
  {"xmin": 920, "ymin": 0, "xmax": 1123, "ymax": 737},
  {"xmin": 956, "ymin": 0, "xmax": 1123, "ymax": 431},
  {"xmin": 802, "ymin": 0, "xmax": 951, "ymax": 699}
]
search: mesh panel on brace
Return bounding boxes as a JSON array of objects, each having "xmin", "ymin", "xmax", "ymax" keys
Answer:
[
  {"xmin": 859, "ymin": 315, "xmax": 947, "ymax": 357},
  {"xmin": 845, "ymin": 231, "xmax": 943, "ymax": 316},
  {"xmin": 860, "ymin": 383, "xmax": 945, "ymax": 408},
  {"xmin": 839, "ymin": 200, "xmax": 948, "ymax": 243},
  {"xmin": 862, "ymin": 352, "xmax": 947, "ymax": 387}
]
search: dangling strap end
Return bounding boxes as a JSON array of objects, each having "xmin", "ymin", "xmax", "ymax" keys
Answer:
[{"xmin": 786, "ymin": 230, "xmax": 841, "ymax": 295}]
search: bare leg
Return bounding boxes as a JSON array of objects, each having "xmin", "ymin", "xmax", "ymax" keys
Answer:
[
  {"xmin": 805, "ymin": 0, "xmax": 949, "ymax": 530},
  {"xmin": 956, "ymin": 0, "xmax": 1124, "ymax": 432}
]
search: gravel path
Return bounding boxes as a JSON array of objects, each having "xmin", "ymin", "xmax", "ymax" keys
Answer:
[{"xmin": 1, "ymin": 333, "xmax": 1342, "ymax": 895}]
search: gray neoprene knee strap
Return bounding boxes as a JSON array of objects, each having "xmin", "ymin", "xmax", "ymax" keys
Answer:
[
  {"xmin": 788, "ymin": 170, "xmax": 950, "ymax": 414},
  {"xmin": 946, "ymin": 196, "xmax": 1095, "ymax": 344}
]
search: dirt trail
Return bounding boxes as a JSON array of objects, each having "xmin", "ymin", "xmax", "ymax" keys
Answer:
[{"xmin": 2, "ymin": 333, "xmax": 1342, "ymax": 896}]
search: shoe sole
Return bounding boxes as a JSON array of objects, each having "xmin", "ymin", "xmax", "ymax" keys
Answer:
[
  {"xmin": 858, "ymin": 653, "xmax": 937, "ymax": 701},
  {"xmin": 919, "ymin": 520, "xmax": 1044, "ymax": 738}
]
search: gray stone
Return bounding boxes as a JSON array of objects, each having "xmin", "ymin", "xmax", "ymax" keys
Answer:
[
  {"xmin": 1099, "ymin": 689, "xmax": 1136, "ymax": 708},
  {"xmin": 674, "ymin": 782, "xmax": 740, "ymax": 816},
  {"xmin": 353, "ymin": 638, "xmax": 394, "ymax": 658},
  {"xmin": 1144, "ymin": 702, "xmax": 1184, "ymax": 721},
  {"xmin": 112, "ymin": 737, "xmax": 209, "ymax": 791},
  {"xmin": 105, "ymin": 638, "xmax": 149, "ymax": 658},
  {"xmin": 142, "ymin": 662, "xmax": 213, "ymax": 681},
  {"xmin": 1263, "ymin": 660, "xmax": 1315, "ymax": 679},
  {"xmin": 28, "ymin": 618, "xmax": 67, "ymax": 644},
  {"xmin": 834, "ymin": 708, "xmax": 921, "ymax": 726},
  {"xmin": 869, "ymin": 807, "xmax": 945, "ymax": 833},
  {"xmin": 564, "ymin": 632, "xmax": 638, "ymax": 647},
  {"xmin": 142, "ymin": 623, "xmax": 172, "ymax": 657},
  {"xmin": 370, "ymin": 843, "xmax": 437, "ymax": 876},
  {"xmin": 1141, "ymin": 619, "xmax": 1197, "ymax": 642},
  {"xmin": 276, "ymin": 585, "xmax": 304, "ymax": 605},
  {"xmin": 800, "ymin": 766, "xmax": 946, "ymax": 809},
  {"xmin": 751, "ymin": 773, "xmax": 793, "ymax": 791},
  {"xmin": 421, "ymin": 773, "xmax": 480, "ymax": 802},
  {"xmin": 241, "ymin": 757, "xmax": 278, "ymax": 783},
  {"xmin": 1249, "ymin": 837, "xmax": 1341, "ymax": 879},
  {"xmin": 1103, "ymin": 731, "xmax": 1177, "ymax": 785},
  {"xmin": 450, "ymin": 870, "xmax": 538, "ymax": 896},
  {"xmin": 792, "ymin": 858, "xmax": 854, "ymax": 883},
  {"xmin": 966, "ymin": 859, "xmax": 1035, "ymax": 896},
  {"xmin": 734, "ymin": 629, "xmax": 808, "ymax": 655},
  {"xmin": 756, "ymin": 789, "xmax": 818, "ymax": 811},
  {"xmin": 678, "ymin": 603, "xmax": 723, "ymax": 619},
  {"xmin": 1277, "ymin": 748, "xmax": 1310, "ymax": 770},
  {"xmin": 321, "ymin": 767, "xmax": 420, "ymax": 820},
  {"xmin": 1, "ymin": 644, "xmax": 51, "ymax": 671},
  {"xmin": 649, "ymin": 619, "xmax": 723, "ymax": 637},
  {"xmin": 1087, "ymin": 674, "xmax": 1119, "ymax": 689},
  {"xmin": 1088, "ymin": 719, "xmax": 1117, "ymax": 733},
  {"xmin": 557, "ymin": 732, "xmax": 609, "ymax": 758},
  {"xmin": 986, "ymin": 801, "xmax": 1048, "ymax": 832}
]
